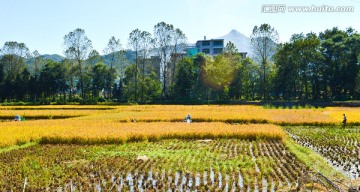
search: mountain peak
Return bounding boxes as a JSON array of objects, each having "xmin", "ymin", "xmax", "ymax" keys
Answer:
[
  {"xmin": 229, "ymin": 29, "xmax": 240, "ymax": 34},
  {"xmin": 223, "ymin": 29, "xmax": 248, "ymax": 39},
  {"xmin": 217, "ymin": 30, "xmax": 253, "ymax": 56}
]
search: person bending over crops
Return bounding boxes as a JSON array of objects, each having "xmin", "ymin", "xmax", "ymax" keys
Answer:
[
  {"xmin": 342, "ymin": 114, "xmax": 347, "ymax": 127},
  {"xmin": 14, "ymin": 115, "xmax": 21, "ymax": 122}
]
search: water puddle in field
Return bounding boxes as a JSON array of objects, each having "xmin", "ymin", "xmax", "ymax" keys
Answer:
[
  {"xmin": 246, "ymin": 185, "xmax": 251, "ymax": 192},
  {"xmin": 231, "ymin": 180, "xmax": 236, "ymax": 192},
  {"xmin": 188, "ymin": 176, "xmax": 193, "ymax": 188},
  {"xmin": 96, "ymin": 184, "xmax": 101, "ymax": 191},
  {"xmin": 262, "ymin": 178, "xmax": 268, "ymax": 192},
  {"xmin": 314, "ymin": 144, "xmax": 358, "ymax": 179},
  {"xmin": 175, "ymin": 172, "xmax": 180, "ymax": 185},
  {"xmin": 329, "ymin": 159, "xmax": 359, "ymax": 180},
  {"xmin": 137, "ymin": 174, "xmax": 144, "ymax": 189},
  {"xmin": 57, "ymin": 168, "xmax": 300, "ymax": 192},
  {"xmin": 288, "ymin": 129, "xmax": 360, "ymax": 180},
  {"xmin": 210, "ymin": 169, "xmax": 215, "ymax": 184},
  {"xmin": 238, "ymin": 172, "xmax": 244, "ymax": 188},
  {"xmin": 218, "ymin": 172, "xmax": 222, "ymax": 188},
  {"xmin": 271, "ymin": 180, "xmax": 276, "ymax": 192},
  {"xmin": 203, "ymin": 171, "xmax": 208, "ymax": 185},
  {"xmin": 181, "ymin": 174, "xmax": 187, "ymax": 185},
  {"xmin": 126, "ymin": 173, "xmax": 135, "ymax": 192},
  {"xmin": 161, "ymin": 170, "xmax": 165, "ymax": 181},
  {"xmin": 148, "ymin": 170, "xmax": 153, "ymax": 181},
  {"xmin": 195, "ymin": 174, "xmax": 200, "ymax": 186},
  {"xmin": 225, "ymin": 175, "xmax": 230, "ymax": 191},
  {"xmin": 249, "ymin": 143, "xmax": 260, "ymax": 173},
  {"xmin": 254, "ymin": 177, "xmax": 259, "ymax": 192},
  {"xmin": 278, "ymin": 180, "xmax": 283, "ymax": 188}
]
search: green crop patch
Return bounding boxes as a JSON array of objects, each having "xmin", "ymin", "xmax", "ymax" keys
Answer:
[{"xmin": 0, "ymin": 139, "xmax": 308, "ymax": 191}]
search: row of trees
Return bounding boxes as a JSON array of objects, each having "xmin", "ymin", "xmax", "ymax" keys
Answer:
[
  {"xmin": 0, "ymin": 22, "xmax": 186, "ymax": 103},
  {"xmin": 0, "ymin": 22, "xmax": 359, "ymax": 103},
  {"xmin": 0, "ymin": 47, "xmax": 162, "ymax": 103},
  {"xmin": 274, "ymin": 27, "xmax": 360, "ymax": 100},
  {"xmin": 171, "ymin": 26, "xmax": 360, "ymax": 101}
]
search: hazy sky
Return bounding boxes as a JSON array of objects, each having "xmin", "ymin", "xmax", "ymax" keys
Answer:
[{"xmin": 0, "ymin": 0, "xmax": 359, "ymax": 55}]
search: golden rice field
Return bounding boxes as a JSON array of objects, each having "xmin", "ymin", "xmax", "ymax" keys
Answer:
[
  {"xmin": 1, "ymin": 105, "xmax": 360, "ymax": 148},
  {"xmin": 3, "ymin": 105, "xmax": 359, "ymax": 124},
  {"xmin": 0, "ymin": 120, "xmax": 283, "ymax": 147},
  {"xmin": 80, "ymin": 105, "xmax": 360, "ymax": 125},
  {"xmin": 0, "ymin": 105, "xmax": 114, "ymax": 119}
]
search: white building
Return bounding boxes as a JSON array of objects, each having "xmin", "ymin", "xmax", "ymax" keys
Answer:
[{"xmin": 195, "ymin": 36, "xmax": 224, "ymax": 56}]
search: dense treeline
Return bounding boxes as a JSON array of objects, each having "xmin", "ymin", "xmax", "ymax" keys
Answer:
[
  {"xmin": 0, "ymin": 23, "xmax": 359, "ymax": 104},
  {"xmin": 274, "ymin": 27, "xmax": 360, "ymax": 100}
]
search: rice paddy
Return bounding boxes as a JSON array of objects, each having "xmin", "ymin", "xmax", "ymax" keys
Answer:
[{"xmin": 0, "ymin": 104, "xmax": 359, "ymax": 191}]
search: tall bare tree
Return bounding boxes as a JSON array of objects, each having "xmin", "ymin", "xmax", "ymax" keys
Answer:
[
  {"xmin": 169, "ymin": 28, "xmax": 187, "ymax": 94},
  {"xmin": 31, "ymin": 50, "xmax": 44, "ymax": 77},
  {"xmin": 0, "ymin": 41, "xmax": 30, "ymax": 80},
  {"xmin": 153, "ymin": 22, "xmax": 174, "ymax": 97},
  {"xmin": 103, "ymin": 36, "xmax": 122, "ymax": 99},
  {"xmin": 87, "ymin": 49, "xmax": 102, "ymax": 66},
  {"xmin": 0, "ymin": 41, "xmax": 30, "ymax": 57},
  {"xmin": 139, "ymin": 31, "xmax": 152, "ymax": 101},
  {"xmin": 251, "ymin": 24, "xmax": 278, "ymax": 99},
  {"xmin": 63, "ymin": 28, "xmax": 93, "ymax": 99},
  {"xmin": 103, "ymin": 37, "xmax": 122, "ymax": 70},
  {"xmin": 0, "ymin": 41, "xmax": 30, "ymax": 101},
  {"xmin": 128, "ymin": 29, "xmax": 142, "ymax": 101}
]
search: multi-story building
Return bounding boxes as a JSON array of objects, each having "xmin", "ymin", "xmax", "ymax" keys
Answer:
[{"xmin": 195, "ymin": 37, "xmax": 224, "ymax": 56}]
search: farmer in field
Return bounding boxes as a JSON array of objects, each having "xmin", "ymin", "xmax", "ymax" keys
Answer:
[
  {"xmin": 185, "ymin": 114, "xmax": 192, "ymax": 124},
  {"xmin": 342, "ymin": 113, "xmax": 347, "ymax": 127},
  {"xmin": 14, "ymin": 115, "xmax": 21, "ymax": 122}
]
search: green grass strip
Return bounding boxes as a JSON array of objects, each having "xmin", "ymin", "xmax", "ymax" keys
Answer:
[{"xmin": 0, "ymin": 142, "xmax": 37, "ymax": 153}]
